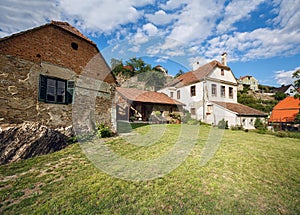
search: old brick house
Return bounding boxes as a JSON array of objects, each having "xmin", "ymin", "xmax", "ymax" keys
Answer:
[{"xmin": 0, "ymin": 21, "xmax": 116, "ymax": 132}]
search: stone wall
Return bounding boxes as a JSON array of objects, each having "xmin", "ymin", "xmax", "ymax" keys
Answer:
[{"xmin": 0, "ymin": 55, "xmax": 115, "ymax": 130}]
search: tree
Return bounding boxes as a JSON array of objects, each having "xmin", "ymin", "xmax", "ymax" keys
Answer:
[
  {"xmin": 110, "ymin": 58, "xmax": 123, "ymax": 70},
  {"xmin": 295, "ymin": 111, "xmax": 300, "ymax": 124},
  {"xmin": 137, "ymin": 70, "xmax": 166, "ymax": 91},
  {"xmin": 125, "ymin": 57, "xmax": 151, "ymax": 74},
  {"xmin": 254, "ymin": 118, "xmax": 266, "ymax": 130},
  {"xmin": 174, "ymin": 69, "xmax": 185, "ymax": 78},
  {"xmin": 292, "ymin": 69, "xmax": 300, "ymax": 88},
  {"xmin": 274, "ymin": 92, "xmax": 287, "ymax": 101}
]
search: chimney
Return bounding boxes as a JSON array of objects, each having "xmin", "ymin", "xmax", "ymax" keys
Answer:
[{"xmin": 221, "ymin": 52, "xmax": 227, "ymax": 66}]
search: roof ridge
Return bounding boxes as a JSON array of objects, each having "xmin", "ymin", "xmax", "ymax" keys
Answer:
[{"xmin": 0, "ymin": 20, "xmax": 95, "ymax": 45}]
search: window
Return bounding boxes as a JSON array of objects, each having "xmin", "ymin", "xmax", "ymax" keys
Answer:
[
  {"xmin": 242, "ymin": 119, "xmax": 246, "ymax": 126},
  {"xmin": 221, "ymin": 85, "xmax": 225, "ymax": 97},
  {"xmin": 221, "ymin": 69, "xmax": 224, "ymax": 76},
  {"xmin": 71, "ymin": 42, "xmax": 78, "ymax": 50},
  {"xmin": 177, "ymin": 90, "xmax": 180, "ymax": 99},
  {"xmin": 39, "ymin": 75, "xmax": 74, "ymax": 104},
  {"xmin": 229, "ymin": 87, "xmax": 233, "ymax": 98},
  {"xmin": 170, "ymin": 92, "xmax": 174, "ymax": 98},
  {"xmin": 250, "ymin": 119, "xmax": 254, "ymax": 125},
  {"xmin": 211, "ymin": 84, "xmax": 217, "ymax": 96},
  {"xmin": 191, "ymin": 108, "xmax": 196, "ymax": 115},
  {"xmin": 207, "ymin": 105, "xmax": 213, "ymax": 114},
  {"xmin": 190, "ymin": 85, "xmax": 196, "ymax": 96}
]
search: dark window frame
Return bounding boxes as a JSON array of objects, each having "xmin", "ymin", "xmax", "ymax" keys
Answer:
[
  {"xmin": 229, "ymin": 87, "xmax": 233, "ymax": 98},
  {"xmin": 211, "ymin": 84, "xmax": 217, "ymax": 97},
  {"xmin": 190, "ymin": 85, "xmax": 196, "ymax": 97},
  {"xmin": 221, "ymin": 69, "xmax": 224, "ymax": 76},
  {"xmin": 191, "ymin": 108, "xmax": 196, "ymax": 115},
  {"xmin": 39, "ymin": 75, "xmax": 73, "ymax": 105},
  {"xmin": 177, "ymin": 90, "xmax": 180, "ymax": 99},
  {"xmin": 221, "ymin": 85, "xmax": 226, "ymax": 97}
]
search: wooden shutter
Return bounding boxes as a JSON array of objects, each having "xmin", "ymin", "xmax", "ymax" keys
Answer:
[{"xmin": 39, "ymin": 75, "xmax": 47, "ymax": 101}]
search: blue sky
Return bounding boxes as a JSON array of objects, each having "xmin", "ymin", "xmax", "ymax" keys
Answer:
[{"xmin": 0, "ymin": 0, "xmax": 299, "ymax": 86}]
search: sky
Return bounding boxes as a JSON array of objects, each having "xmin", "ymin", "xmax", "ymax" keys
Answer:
[{"xmin": 0, "ymin": 0, "xmax": 299, "ymax": 87}]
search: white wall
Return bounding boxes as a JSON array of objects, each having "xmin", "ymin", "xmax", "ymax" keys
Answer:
[{"xmin": 208, "ymin": 67, "xmax": 237, "ymax": 84}]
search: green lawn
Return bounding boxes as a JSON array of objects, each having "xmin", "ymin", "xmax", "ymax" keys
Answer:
[{"xmin": 0, "ymin": 124, "xmax": 299, "ymax": 214}]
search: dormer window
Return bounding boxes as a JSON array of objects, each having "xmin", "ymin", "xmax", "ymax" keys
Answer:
[{"xmin": 221, "ymin": 69, "xmax": 224, "ymax": 76}]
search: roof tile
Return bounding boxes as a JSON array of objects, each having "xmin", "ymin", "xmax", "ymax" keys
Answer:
[
  {"xmin": 212, "ymin": 101, "xmax": 267, "ymax": 116},
  {"xmin": 168, "ymin": 60, "xmax": 230, "ymax": 88},
  {"xmin": 269, "ymin": 97, "xmax": 300, "ymax": 122},
  {"xmin": 116, "ymin": 87, "xmax": 184, "ymax": 106}
]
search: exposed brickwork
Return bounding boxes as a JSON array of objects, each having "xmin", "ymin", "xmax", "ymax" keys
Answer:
[{"xmin": 0, "ymin": 25, "xmax": 115, "ymax": 83}]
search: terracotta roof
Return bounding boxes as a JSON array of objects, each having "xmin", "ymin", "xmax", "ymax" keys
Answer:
[
  {"xmin": 168, "ymin": 60, "xmax": 231, "ymax": 88},
  {"xmin": 0, "ymin": 20, "xmax": 95, "ymax": 45},
  {"xmin": 123, "ymin": 65, "xmax": 134, "ymax": 71},
  {"xmin": 116, "ymin": 87, "xmax": 184, "ymax": 106},
  {"xmin": 269, "ymin": 97, "xmax": 300, "ymax": 122},
  {"xmin": 212, "ymin": 101, "xmax": 267, "ymax": 116}
]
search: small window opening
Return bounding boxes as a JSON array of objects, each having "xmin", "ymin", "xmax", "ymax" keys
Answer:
[{"xmin": 71, "ymin": 42, "xmax": 78, "ymax": 50}]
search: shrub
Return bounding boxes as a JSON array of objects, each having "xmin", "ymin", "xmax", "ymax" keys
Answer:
[
  {"xmin": 218, "ymin": 119, "xmax": 228, "ymax": 129},
  {"xmin": 180, "ymin": 112, "xmax": 191, "ymax": 123},
  {"xmin": 96, "ymin": 123, "xmax": 113, "ymax": 138},
  {"xmin": 186, "ymin": 119, "xmax": 199, "ymax": 125},
  {"xmin": 230, "ymin": 125, "xmax": 244, "ymax": 131},
  {"xmin": 254, "ymin": 118, "xmax": 266, "ymax": 130}
]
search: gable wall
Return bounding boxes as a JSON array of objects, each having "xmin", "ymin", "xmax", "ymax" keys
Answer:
[
  {"xmin": 0, "ymin": 25, "xmax": 115, "ymax": 83},
  {"xmin": 208, "ymin": 67, "xmax": 237, "ymax": 84}
]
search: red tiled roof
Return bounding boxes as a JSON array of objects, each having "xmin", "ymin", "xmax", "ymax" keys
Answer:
[
  {"xmin": 168, "ymin": 60, "xmax": 231, "ymax": 88},
  {"xmin": 123, "ymin": 65, "xmax": 134, "ymax": 71},
  {"xmin": 269, "ymin": 97, "xmax": 300, "ymax": 122},
  {"xmin": 0, "ymin": 20, "xmax": 95, "ymax": 45},
  {"xmin": 212, "ymin": 101, "xmax": 267, "ymax": 116},
  {"xmin": 116, "ymin": 87, "xmax": 184, "ymax": 106}
]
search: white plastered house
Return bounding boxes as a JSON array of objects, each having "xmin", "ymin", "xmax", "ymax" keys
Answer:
[{"xmin": 159, "ymin": 54, "xmax": 267, "ymax": 129}]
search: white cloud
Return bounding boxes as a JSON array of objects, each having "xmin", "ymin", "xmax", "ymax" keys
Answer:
[
  {"xmin": 0, "ymin": 0, "xmax": 61, "ymax": 37},
  {"xmin": 160, "ymin": 0, "xmax": 186, "ymax": 10},
  {"xmin": 59, "ymin": 0, "xmax": 142, "ymax": 34},
  {"xmin": 131, "ymin": 0, "xmax": 155, "ymax": 7},
  {"xmin": 216, "ymin": 0, "xmax": 266, "ymax": 33},
  {"xmin": 142, "ymin": 23, "xmax": 158, "ymax": 36},
  {"xmin": 274, "ymin": 67, "xmax": 299, "ymax": 85},
  {"xmin": 167, "ymin": 0, "xmax": 223, "ymax": 44},
  {"xmin": 145, "ymin": 10, "xmax": 176, "ymax": 26}
]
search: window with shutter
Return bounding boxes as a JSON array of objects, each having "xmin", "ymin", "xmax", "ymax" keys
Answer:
[{"xmin": 39, "ymin": 75, "xmax": 74, "ymax": 104}]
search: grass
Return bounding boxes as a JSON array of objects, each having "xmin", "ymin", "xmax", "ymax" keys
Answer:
[{"xmin": 0, "ymin": 124, "xmax": 299, "ymax": 214}]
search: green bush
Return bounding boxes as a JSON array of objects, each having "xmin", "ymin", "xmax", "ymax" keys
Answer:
[
  {"xmin": 96, "ymin": 123, "xmax": 113, "ymax": 138},
  {"xmin": 254, "ymin": 118, "xmax": 266, "ymax": 131},
  {"xmin": 218, "ymin": 119, "xmax": 228, "ymax": 129},
  {"xmin": 230, "ymin": 125, "xmax": 244, "ymax": 131},
  {"xmin": 180, "ymin": 112, "xmax": 191, "ymax": 123},
  {"xmin": 186, "ymin": 119, "xmax": 199, "ymax": 125}
]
